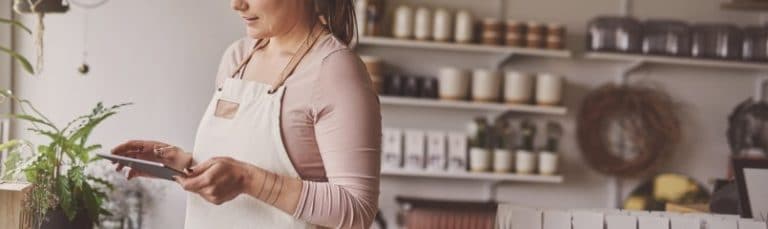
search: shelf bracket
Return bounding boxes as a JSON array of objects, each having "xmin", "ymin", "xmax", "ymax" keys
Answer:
[
  {"xmin": 616, "ymin": 61, "xmax": 645, "ymax": 85},
  {"xmin": 484, "ymin": 181, "xmax": 502, "ymax": 201},
  {"xmin": 494, "ymin": 53, "xmax": 516, "ymax": 71}
]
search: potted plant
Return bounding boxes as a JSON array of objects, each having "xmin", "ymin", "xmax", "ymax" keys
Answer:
[{"xmin": 0, "ymin": 90, "xmax": 131, "ymax": 229}]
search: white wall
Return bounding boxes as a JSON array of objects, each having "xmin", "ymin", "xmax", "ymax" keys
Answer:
[
  {"xmin": 11, "ymin": 0, "xmax": 766, "ymax": 228},
  {"xmin": 1, "ymin": 0, "xmax": 11, "ymax": 114}
]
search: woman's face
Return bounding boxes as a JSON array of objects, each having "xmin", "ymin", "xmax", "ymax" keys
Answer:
[{"xmin": 231, "ymin": 0, "xmax": 309, "ymax": 39}]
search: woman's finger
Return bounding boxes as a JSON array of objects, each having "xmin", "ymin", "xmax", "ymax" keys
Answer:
[
  {"xmin": 187, "ymin": 159, "xmax": 218, "ymax": 177},
  {"xmin": 179, "ymin": 174, "xmax": 212, "ymax": 192}
]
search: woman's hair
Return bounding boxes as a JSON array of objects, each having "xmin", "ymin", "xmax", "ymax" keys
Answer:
[{"xmin": 314, "ymin": 0, "xmax": 357, "ymax": 45}]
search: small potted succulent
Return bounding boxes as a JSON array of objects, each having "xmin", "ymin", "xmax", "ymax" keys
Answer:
[
  {"xmin": 0, "ymin": 90, "xmax": 131, "ymax": 229},
  {"xmin": 467, "ymin": 117, "xmax": 491, "ymax": 172},
  {"xmin": 515, "ymin": 120, "xmax": 537, "ymax": 174}
]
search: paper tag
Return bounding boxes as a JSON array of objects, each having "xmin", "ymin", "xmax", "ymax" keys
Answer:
[
  {"xmin": 606, "ymin": 214, "xmax": 636, "ymax": 229},
  {"xmin": 670, "ymin": 215, "xmax": 702, "ymax": 229},
  {"xmin": 572, "ymin": 210, "xmax": 604, "ymax": 229},
  {"xmin": 638, "ymin": 215, "xmax": 669, "ymax": 229},
  {"xmin": 543, "ymin": 210, "xmax": 571, "ymax": 229}
]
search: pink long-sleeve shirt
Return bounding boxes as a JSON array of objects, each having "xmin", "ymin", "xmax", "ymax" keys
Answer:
[{"xmin": 213, "ymin": 34, "xmax": 382, "ymax": 229}]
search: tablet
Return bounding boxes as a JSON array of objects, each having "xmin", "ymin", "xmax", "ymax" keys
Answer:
[{"xmin": 97, "ymin": 153, "xmax": 186, "ymax": 181}]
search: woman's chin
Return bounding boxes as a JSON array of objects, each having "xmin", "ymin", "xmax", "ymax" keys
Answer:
[{"xmin": 246, "ymin": 29, "xmax": 271, "ymax": 40}]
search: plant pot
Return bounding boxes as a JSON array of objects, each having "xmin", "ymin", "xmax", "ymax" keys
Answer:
[
  {"xmin": 14, "ymin": 0, "xmax": 69, "ymax": 14},
  {"xmin": 35, "ymin": 207, "xmax": 94, "ymax": 229}
]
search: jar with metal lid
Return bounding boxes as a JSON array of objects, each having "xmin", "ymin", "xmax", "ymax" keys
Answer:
[
  {"xmin": 505, "ymin": 20, "xmax": 525, "ymax": 47},
  {"xmin": 587, "ymin": 16, "xmax": 643, "ymax": 53},
  {"xmin": 742, "ymin": 26, "xmax": 768, "ymax": 62},
  {"xmin": 546, "ymin": 23, "xmax": 566, "ymax": 50},
  {"xmin": 641, "ymin": 20, "xmax": 692, "ymax": 56},
  {"xmin": 526, "ymin": 21, "xmax": 545, "ymax": 48},
  {"xmin": 691, "ymin": 23, "xmax": 742, "ymax": 60},
  {"xmin": 481, "ymin": 18, "xmax": 502, "ymax": 45}
]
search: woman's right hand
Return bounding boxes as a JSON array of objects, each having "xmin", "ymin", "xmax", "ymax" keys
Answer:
[{"xmin": 110, "ymin": 140, "xmax": 194, "ymax": 179}]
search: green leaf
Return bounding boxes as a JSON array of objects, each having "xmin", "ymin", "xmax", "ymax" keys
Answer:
[
  {"xmin": 0, "ymin": 46, "xmax": 34, "ymax": 74},
  {"xmin": 81, "ymin": 183, "xmax": 102, "ymax": 222},
  {"xmin": 0, "ymin": 18, "xmax": 32, "ymax": 34},
  {"xmin": 1, "ymin": 150, "xmax": 22, "ymax": 180},
  {"xmin": 6, "ymin": 114, "xmax": 56, "ymax": 130},
  {"xmin": 86, "ymin": 175, "xmax": 114, "ymax": 191},
  {"xmin": 0, "ymin": 139, "xmax": 23, "ymax": 152},
  {"xmin": 57, "ymin": 176, "xmax": 77, "ymax": 221},
  {"xmin": 68, "ymin": 111, "xmax": 116, "ymax": 147}
]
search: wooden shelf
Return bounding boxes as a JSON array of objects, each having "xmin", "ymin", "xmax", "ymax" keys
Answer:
[
  {"xmin": 585, "ymin": 52, "xmax": 768, "ymax": 71},
  {"xmin": 721, "ymin": 1, "xmax": 768, "ymax": 11},
  {"xmin": 379, "ymin": 96, "xmax": 567, "ymax": 115},
  {"xmin": 381, "ymin": 169, "xmax": 564, "ymax": 184},
  {"xmin": 359, "ymin": 36, "xmax": 572, "ymax": 58}
]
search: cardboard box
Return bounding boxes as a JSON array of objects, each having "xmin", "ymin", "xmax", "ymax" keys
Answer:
[{"xmin": 0, "ymin": 182, "xmax": 33, "ymax": 229}]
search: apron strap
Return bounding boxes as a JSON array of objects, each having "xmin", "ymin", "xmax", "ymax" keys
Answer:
[
  {"xmin": 267, "ymin": 25, "xmax": 326, "ymax": 94},
  {"xmin": 229, "ymin": 39, "xmax": 269, "ymax": 79},
  {"xmin": 223, "ymin": 25, "xmax": 327, "ymax": 94}
]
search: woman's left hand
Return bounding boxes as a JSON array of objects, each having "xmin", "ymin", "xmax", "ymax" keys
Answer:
[{"xmin": 174, "ymin": 157, "xmax": 256, "ymax": 205}]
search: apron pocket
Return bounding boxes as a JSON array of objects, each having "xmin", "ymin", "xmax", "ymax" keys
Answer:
[{"xmin": 214, "ymin": 99, "xmax": 240, "ymax": 119}]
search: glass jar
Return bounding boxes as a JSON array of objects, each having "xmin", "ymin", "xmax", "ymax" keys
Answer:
[
  {"xmin": 691, "ymin": 23, "xmax": 742, "ymax": 60},
  {"xmin": 587, "ymin": 16, "xmax": 643, "ymax": 53},
  {"xmin": 642, "ymin": 20, "xmax": 692, "ymax": 56},
  {"xmin": 742, "ymin": 26, "xmax": 768, "ymax": 62}
]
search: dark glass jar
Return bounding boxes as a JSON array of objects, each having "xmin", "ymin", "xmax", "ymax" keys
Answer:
[
  {"xmin": 642, "ymin": 20, "xmax": 692, "ymax": 56},
  {"xmin": 587, "ymin": 16, "xmax": 643, "ymax": 53},
  {"xmin": 420, "ymin": 77, "xmax": 439, "ymax": 99},
  {"xmin": 385, "ymin": 74, "xmax": 405, "ymax": 96},
  {"xmin": 691, "ymin": 23, "xmax": 743, "ymax": 60},
  {"xmin": 742, "ymin": 26, "xmax": 768, "ymax": 62},
  {"xmin": 403, "ymin": 76, "xmax": 422, "ymax": 97}
]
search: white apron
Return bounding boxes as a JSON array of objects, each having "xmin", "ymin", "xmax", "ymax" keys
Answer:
[{"xmin": 185, "ymin": 27, "xmax": 325, "ymax": 229}]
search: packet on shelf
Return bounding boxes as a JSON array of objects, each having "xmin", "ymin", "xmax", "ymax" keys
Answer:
[
  {"xmin": 426, "ymin": 131, "xmax": 447, "ymax": 171},
  {"xmin": 404, "ymin": 129, "xmax": 426, "ymax": 170},
  {"xmin": 447, "ymin": 132, "xmax": 468, "ymax": 172},
  {"xmin": 381, "ymin": 128, "xmax": 404, "ymax": 169}
]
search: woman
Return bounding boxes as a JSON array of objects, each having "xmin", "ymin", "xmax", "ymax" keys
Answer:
[{"xmin": 110, "ymin": 0, "xmax": 381, "ymax": 228}]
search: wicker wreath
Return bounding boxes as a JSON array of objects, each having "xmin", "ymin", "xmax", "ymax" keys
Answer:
[{"xmin": 576, "ymin": 84, "xmax": 681, "ymax": 177}]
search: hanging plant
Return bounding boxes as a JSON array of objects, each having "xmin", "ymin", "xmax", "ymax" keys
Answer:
[{"xmin": 11, "ymin": 0, "xmax": 70, "ymax": 74}]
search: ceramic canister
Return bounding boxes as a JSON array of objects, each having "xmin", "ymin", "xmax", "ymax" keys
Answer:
[
  {"xmin": 516, "ymin": 150, "xmax": 536, "ymax": 174},
  {"xmin": 470, "ymin": 147, "xmax": 492, "ymax": 172},
  {"xmin": 504, "ymin": 71, "xmax": 535, "ymax": 104},
  {"xmin": 393, "ymin": 5, "xmax": 414, "ymax": 39},
  {"xmin": 438, "ymin": 67, "xmax": 470, "ymax": 100},
  {"xmin": 414, "ymin": 7, "xmax": 433, "ymax": 41},
  {"xmin": 493, "ymin": 149, "xmax": 513, "ymax": 173},
  {"xmin": 432, "ymin": 8, "xmax": 453, "ymax": 42},
  {"xmin": 454, "ymin": 10, "xmax": 474, "ymax": 43},
  {"xmin": 538, "ymin": 151, "xmax": 559, "ymax": 175},
  {"xmin": 535, "ymin": 73, "xmax": 564, "ymax": 106},
  {"xmin": 471, "ymin": 69, "xmax": 501, "ymax": 102}
]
